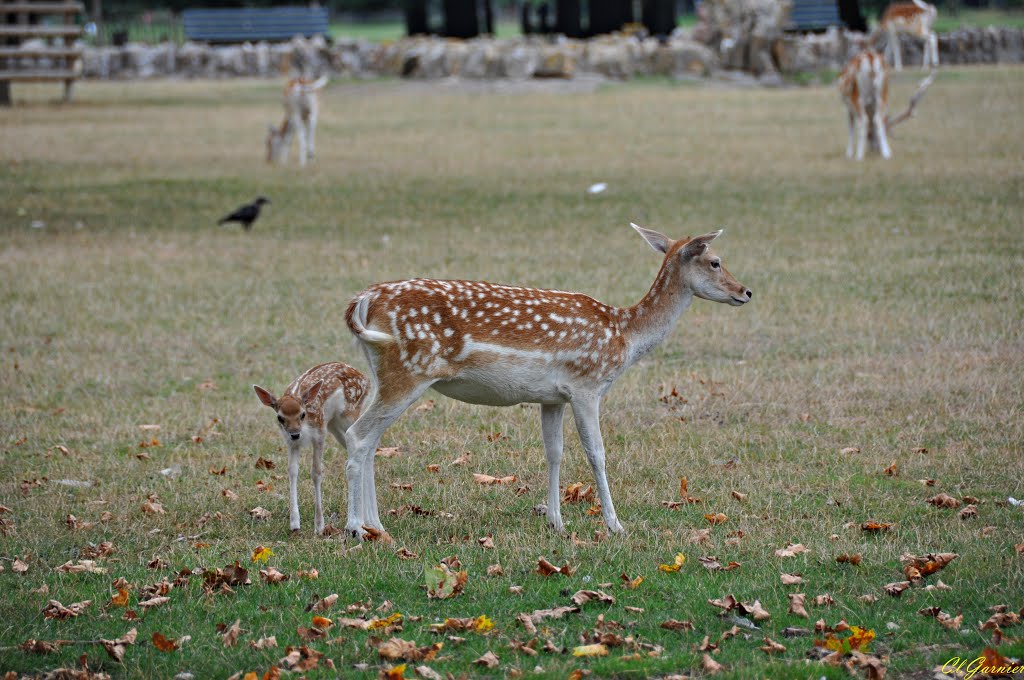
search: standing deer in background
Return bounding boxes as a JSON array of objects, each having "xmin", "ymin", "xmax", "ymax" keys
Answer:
[
  {"xmin": 254, "ymin": 363, "xmax": 368, "ymax": 534},
  {"xmin": 341, "ymin": 225, "xmax": 752, "ymax": 539},
  {"xmin": 266, "ymin": 75, "xmax": 328, "ymax": 167},
  {"xmin": 874, "ymin": 0, "xmax": 938, "ymax": 71},
  {"xmin": 839, "ymin": 49, "xmax": 935, "ymax": 160}
]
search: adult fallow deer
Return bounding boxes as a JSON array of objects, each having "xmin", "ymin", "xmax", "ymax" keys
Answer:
[{"xmin": 341, "ymin": 225, "xmax": 752, "ymax": 539}]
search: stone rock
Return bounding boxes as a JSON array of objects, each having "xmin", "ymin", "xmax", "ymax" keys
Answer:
[
  {"xmin": 534, "ymin": 45, "xmax": 575, "ymax": 78},
  {"xmin": 586, "ymin": 40, "xmax": 633, "ymax": 79},
  {"xmin": 462, "ymin": 41, "xmax": 502, "ymax": 78},
  {"xmin": 502, "ymin": 44, "xmax": 539, "ymax": 79},
  {"xmin": 653, "ymin": 39, "xmax": 719, "ymax": 77},
  {"xmin": 176, "ymin": 41, "xmax": 207, "ymax": 77}
]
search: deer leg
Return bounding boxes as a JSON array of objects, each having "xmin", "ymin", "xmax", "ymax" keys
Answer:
[
  {"xmin": 308, "ymin": 113, "xmax": 317, "ymax": 160},
  {"xmin": 873, "ymin": 110, "xmax": 892, "ymax": 159},
  {"xmin": 927, "ymin": 32, "xmax": 938, "ymax": 68},
  {"xmin": 890, "ymin": 26, "xmax": 903, "ymax": 71},
  {"xmin": 541, "ymin": 402, "xmax": 567, "ymax": 533},
  {"xmin": 287, "ymin": 442, "xmax": 302, "ymax": 532},
  {"xmin": 571, "ymin": 396, "xmax": 625, "ymax": 534},
  {"xmin": 296, "ymin": 119, "xmax": 309, "ymax": 167},
  {"xmin": 854, "ymin": 112, "xmax": 868, "ymax": 161},
  {"xmin": 846, "ymin": 111, "xmax": 857, "ymax": 159},
  {"xmin": 344, "ymin": 380, "xmax": 433, "ymax": 538},
  {"xmin": 311, "ymin": 433, "xmax": 326, "ymax": 535}
]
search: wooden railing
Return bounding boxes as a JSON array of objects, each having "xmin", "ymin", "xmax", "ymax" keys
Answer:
[{"xmin": 0, "ymin": 0, "xmax": 84, "ymax": 104}]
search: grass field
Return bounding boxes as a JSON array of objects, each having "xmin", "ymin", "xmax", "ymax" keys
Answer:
[{"xmin": 1, "ymin": 67, "xmax": 1023, "ymax": 679}]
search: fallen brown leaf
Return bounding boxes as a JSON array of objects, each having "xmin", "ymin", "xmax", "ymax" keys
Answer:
[
  {"xmin": 884, "ymin": 581, "xmax": 911, "ymax": 597},
  {"xmin": 836, "ymin": 553, "xmax": 862, "ymax": 566},
  {"xmin": 472, "ymin": 473, "xmax": 516, "ymax": 485},
  {"xmin": 100, "ymin": 627, "xmax": 137, "ymax": 662},
  {"xmin": 927, "ymin": 493, "xmax": 961, "ymax": 509},
  {"xmin": 702, "ymin": 653, "xmax": 724, "ymax": 674},
  {"xmin": 704, "ymin": 512, "xmax": 728, "ymax": 525},
  {"xmin": 473, "ymin": 650, "xmax": 500, "ymax": 668},
  {"xmin": 789, "ymin": 593, "xmax": 809, "ymax": 618},
  {"xmin": 536, "ymin": 557, "xmax": 575, "ymax": 577},
  {"xmin": 42, "ymin": 599, "xmax": 92, "ymax": 620},
  {"xmin": 775, "ymin": 543, "xmax": 810, "ymax": 558},
  {"xmin": 222, "ymin": 619, "xmax": 242, "ymax": 647},
  {"xmin": 571, "ymin": 590, "xmax": 615, "ymax": 606}
]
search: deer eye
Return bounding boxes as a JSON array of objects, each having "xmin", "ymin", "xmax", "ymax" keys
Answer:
[
  {"xmin": 277, "ymin": 415, "xmax": 285, "ymax": 424},
  {"xmin": 710, "ymin": 261, "xmax": 720, "ymax": 270},
  {"xmin": 300, "ymin": 412, "xmax": 306, "ymax": 420}
]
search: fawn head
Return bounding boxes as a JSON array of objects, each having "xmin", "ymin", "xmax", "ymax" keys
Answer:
[
  {"xmin": 253, "ymin": 381, "xmax": 323, "ymax": 441},
  {"xmin": 632, "ymin": 224, "xmax": 752, "ymax": 306}
]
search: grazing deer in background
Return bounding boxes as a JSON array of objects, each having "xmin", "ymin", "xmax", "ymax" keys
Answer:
[
  {"xmin": 266, "ymin": 75, "xmax": 328, "ymax": 167},
  {"xmin": 839, "ymin": 49, "xmax": 935, "ymax": 160},
  {"xmin": 254, "ymin": 363, "xmax": 368, "ymax": 534},
  {"xmin": 341, "ymin": 225, "xmax": 752, "ymax": 539},
  {"xmin": 874, "ymin": 0, "xmax": 938, "ymax": 71}
]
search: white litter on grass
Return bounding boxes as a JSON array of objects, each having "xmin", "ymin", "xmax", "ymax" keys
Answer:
[
  {"xmin": 54, "ymin": 479, "xmax": 93, "ymax": 488},
  {"xmin": 587, "ymin": 182, "xmax": 607, "ymax": 194},
  {"xmin": 1009, "ymin": 497, "xmax": 1023, "ymax": 507},
  {"xmin": 160, "ymin": 466, "xmax": 182, "ymax": 478},
  {"xmin": 30, "ymin": 220, "xmax": 45, "ymax": 229}
]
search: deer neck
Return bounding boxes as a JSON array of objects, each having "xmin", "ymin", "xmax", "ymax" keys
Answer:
[{"xmin": 619, "ymin": 257, "xmax": 693, "ymax": 366}]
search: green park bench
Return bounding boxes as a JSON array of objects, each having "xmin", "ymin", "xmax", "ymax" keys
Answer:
[{"xmin": 182, "ymin": 7, "xmax": 329, "ymax": 44}]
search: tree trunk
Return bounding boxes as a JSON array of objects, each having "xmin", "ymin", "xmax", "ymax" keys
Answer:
[
  {"xmin": 443, "ymin": 0, "xmax": 480, "ymax": 38},
  {"xmin": 837, "ymin": 0, "xmax": 867, "ymax": 32},
  {"xmin": 482, "ymin": 0, "xmax": 494, "ymax": 34},
  {"xmin": 642, "ymin": 0, "xmax": 677, "ymax": 37},
  {"xmin": 405, "ymin": 0, "xmax": 430, "ymax": 35},
  {"xmin": 589, "ymin": 0, "xmax": 632, "ymax": 35},
  {"xmin": 556, "ymin": 0, "xmax": 582, "ymax": 37}
]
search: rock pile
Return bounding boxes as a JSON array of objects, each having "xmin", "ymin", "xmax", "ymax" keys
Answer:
[{"xmin": 69, "ymin": 26, "xmax": 1024, "ymax": 83}]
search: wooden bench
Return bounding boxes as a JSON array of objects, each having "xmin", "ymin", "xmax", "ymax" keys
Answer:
[
  {"xmin": 0, "ymin": 1, "xmax": 83, "ymax": 104},
  {"xmin": 786, "ymin": 0, "xmax": 842, "ymax": 31},
  {"xmin": 182, "ymin": 7, "xmax": 329, "ymax": 44}
]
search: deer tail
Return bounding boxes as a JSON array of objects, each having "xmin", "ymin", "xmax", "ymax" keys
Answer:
[{"xmin": 345, "ymin": 292, "xmax": 395, "ymax": 345}]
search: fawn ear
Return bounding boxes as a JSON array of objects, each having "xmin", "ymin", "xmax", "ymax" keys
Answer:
[
  {"xmin": 301, "ymin": 380, "xmax": 323, "ymax": 406},
  {"xmin": 253, "ymin": 385, "xmax": 277, "ymax": 408},
  {"xmin": 679, "ymin": 229, "xmax": 723, "ymax": 259},
  {"xmin": 631, "ymin": 222, "xmax": 673, "ymax": 254}
]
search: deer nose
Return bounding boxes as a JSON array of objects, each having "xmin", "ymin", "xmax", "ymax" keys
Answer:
[
  {"xmin": 290, "ymin": 432, "xmax": 301, "ymax": 441},
  {"xmin": 744, "ymin": 289, "xmax": 752, "ymax": 299}
]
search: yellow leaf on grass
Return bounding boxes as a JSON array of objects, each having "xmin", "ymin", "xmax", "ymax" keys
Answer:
[
  {"xmin": 472, "ymin": 615, "xmax": 494, "ymax": 633},
  {"xmin": 704, "ymin": 513, "xmax": 728, "ymax": 525},
  {"xmin": 572, "ymin": 643, "xmax": 609, "ymax": 657},
  {"xmin": 381, "ymin": 663, "xmax": 407, "ymax": 679},
  {"xmin": 620, "ymin": 573, "xmax": 644, "ymax": 590},
  {"xmin": 367, "ymin": 612, "xmax": 404, "ymax": 630},
  {"xmin": 312, "ymin": 616, "xmax": 333, "ymax": 629},
  {"xmin": 658, "ymin": 553, "xmax": 686, "ymax": 573},
  {"xmin": 251, "ymin": 545, "xmax": 274, "ymax": 563}
]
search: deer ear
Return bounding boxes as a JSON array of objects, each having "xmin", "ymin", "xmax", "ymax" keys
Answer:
[
  {"xmin": 253, "ymin": 385, "xmax": 277, "ymax": 408},
  {"xmin": 630, "ymin": 222, "xmax": 673, "ymax": 254},
  {"xmin": 301, "ymin": 380, "xmax": 323, "ymax": 405},
  {"xmin": 679, "ymin": 229, "xmax": 723, "ymax": 259}
]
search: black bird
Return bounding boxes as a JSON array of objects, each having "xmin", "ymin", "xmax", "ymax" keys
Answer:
[{"xmin": 218, "ymin": 196, "xmax": 270, "ymax": 231}]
